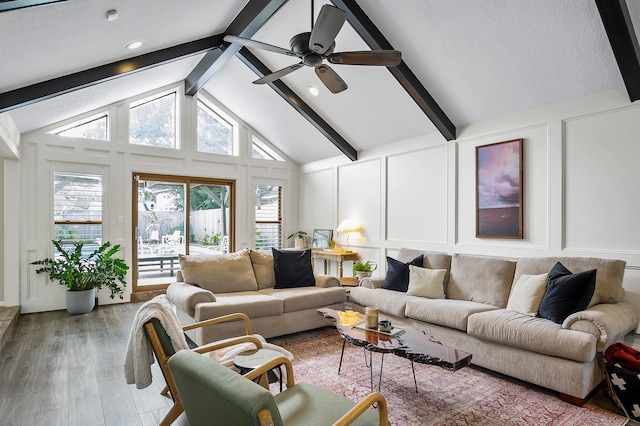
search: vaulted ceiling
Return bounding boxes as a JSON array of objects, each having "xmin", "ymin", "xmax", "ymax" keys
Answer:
[{"xmin": 1, "ymin": 0, "xmax": 639, "ymax": 164}]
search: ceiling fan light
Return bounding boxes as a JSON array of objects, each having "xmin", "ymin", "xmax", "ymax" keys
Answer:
[{"xmin": 308, "ymin": 86, "xmax": 320, "ymax": 96}]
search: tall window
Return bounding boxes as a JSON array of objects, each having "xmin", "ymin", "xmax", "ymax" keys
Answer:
[
  {"xmin": 129, "ymin": 92, "xmax": 177, "ymax": 148},
  {"xmin": 197, "ymin": 100, "xmax": 234, "ymax": 155},
  {"xmin": 255, "ymin": 185, "xmax": 282, "ymax": 249},
  {"xmin": 53, "ymin": 172, "xmax": 103, "ymax": 246}
]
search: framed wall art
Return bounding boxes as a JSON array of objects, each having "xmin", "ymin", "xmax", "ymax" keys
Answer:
[
  {"xmin": 476, "ymin": 138, "xmax": 523, "ymax": 239},
  {"xmin": 312, "ymin": 229, "xmax": 333, "ymax": 249}
]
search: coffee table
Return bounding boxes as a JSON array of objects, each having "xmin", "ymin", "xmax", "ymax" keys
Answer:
[{"xmin": 318, "ymin": 308, "xmax": 472, "ymax": 392}]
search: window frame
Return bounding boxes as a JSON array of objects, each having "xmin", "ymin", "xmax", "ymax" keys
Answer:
[
  {"xmin": 49, "ymin": 164, "xmax": 109, "ymax": 254},
  {"xmin": 128, "ymin": 87, "xmax": 181, "ymax": 149},
  {"xmin": 196, "ymin": 95, "xmax": 239, "ymax": 156}
]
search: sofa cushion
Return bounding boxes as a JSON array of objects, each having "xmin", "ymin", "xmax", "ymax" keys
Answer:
[
  {"xmin": 406, "ymin": 266, "xmax": 446, "ymax": 299},
  {"xmin": 195, "ymin": 291, "xmax": 283, "ymax": 319},
  {"xmin": 260, "ymin": 287, "xmax": 346, "ymax": 313},
  {"xmin": 382, "ymin": 255, "xmax": 423, "ymax": 292},
  {"xmin": 249, "ymin": 250, "xmax": 276, "ymax": 289},
  {"xmin": 405, "ymin": 298, "xmax": 498, "ymax": 331},
  {"xmin": 538, "ymin": 262, "xmax": 596, "ymax": 324},
  {"xmin": 397, "ymin": 249, "xmax": 452, "ymax": 286},
  {"xmin": 467, "ymin": 309, "xmax": 597, "ymax": 363},
  {"xmin": 506, "ymin": 273, "xmax": 548, "ymax": 317},
  {"xmin": 179, "ymin": 251, "xmax": 258, "ymax": 293},
  {"xmin": 272, "ymin": 248, "xmax": 315, "ymax": 289},
  {"xmin": 447, "ymin": 253, "xmax": 516, "ymax": 308},
  {"xmin": 349, "ymin": 287, "xmax": 414, "ymax": 318},
  {"xmin": 513, "ymin": 256, "xmax": 626, "ymax": 307}
]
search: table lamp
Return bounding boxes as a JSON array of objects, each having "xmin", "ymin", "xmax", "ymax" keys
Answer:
[{"xmin": 336, "ymin": 220, "xmax": 362, "ymax": 253}]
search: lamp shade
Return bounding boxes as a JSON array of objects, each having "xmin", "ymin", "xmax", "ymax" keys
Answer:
[{"xmin": 336, "ymin": 220, "xmax": 362, "ymax": 233}]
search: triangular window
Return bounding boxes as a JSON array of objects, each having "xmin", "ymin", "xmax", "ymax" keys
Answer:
[
  {"xmin": 55, "ymin": 114, "xmax": 108, "ymax": 140},
  {"xmin": 252, "ymin": 135, "xmax": 284, "ymax": 161},
  {"xmin": 197, "ymin": 100, "xmax": 234, "ymax": 155},
  {"xmin": 130, "ymin": 92, "xmax": 177, "ymax": 148}
]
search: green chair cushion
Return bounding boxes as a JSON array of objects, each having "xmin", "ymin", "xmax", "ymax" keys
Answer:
[{"xmin": 274, "ymin": 383, "xmax": 380, "ymax": 426}]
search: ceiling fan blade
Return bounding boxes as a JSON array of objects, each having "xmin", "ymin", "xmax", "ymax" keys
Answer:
[
  {"xmin": 253, "ymin": 63, "xmax": 304, "ymax": 84},
  {"xmin": 327, "ymin": 50, "xmax": 402, "ymax": 66},
  {"xmin": 315, "ymin": 65, "xmax": 347, "ymax": 94},
  {"xmin": 224, "ymin": 35, "xmax": 300, "ymax": 58},
  {"xmin": 309, "ymin": 5, "xmax": 347, "ymax": 55}
]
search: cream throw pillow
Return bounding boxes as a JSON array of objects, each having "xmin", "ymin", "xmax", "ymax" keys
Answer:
[
  {"xmin": 407, "ymin": 265, "xmax": 447, "ymax": 299},
  {"xmin": 506, "ymin": 273, "xmax": 548, "ymax": 316}
]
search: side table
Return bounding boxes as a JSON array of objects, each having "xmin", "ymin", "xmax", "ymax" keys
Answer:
[
  {"xmin": 233, "ymin": 348, "xmax": 284, "ymax": 391},
  {"xmin": 311, "ymin": 249, "xmax": 359, "ymax": 277}
]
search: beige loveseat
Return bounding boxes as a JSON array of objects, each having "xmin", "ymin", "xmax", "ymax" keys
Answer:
[
  {"xmin": 166, "ymin": 249, "xmax": 346, "ymax": 344},
  {"xmin": 348, "ymin": 248, "xmax": 639, "ymax": 403}
]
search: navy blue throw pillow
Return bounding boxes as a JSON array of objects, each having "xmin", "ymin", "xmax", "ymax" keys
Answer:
[
  {"xmin": 272, "ymin": 248, "xmax": 315, "ymax": 289},
  {"xmin": 382, "ymin": 255, "xmax": 424, "ymax": 292},
  {"xmin": 538, "ymin": 262, "xmax": 596, "ymax": 324}
]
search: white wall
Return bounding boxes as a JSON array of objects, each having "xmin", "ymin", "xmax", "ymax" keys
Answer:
[
  {"xmin": 300, "ymin": 88, "xmax": 640, "ymax": 316},
  {"xmin": 4, "ymin": 83, "xmax": 300, "ymax": 313}
]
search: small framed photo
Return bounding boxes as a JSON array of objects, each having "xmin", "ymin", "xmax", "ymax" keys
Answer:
[
  {"xmin": 312, "ymin": 229, "xmax": 333, "ymax": 249},
  {"xmin": 476, "ymin": 139, "xmax": 523, "ymax": 239}
]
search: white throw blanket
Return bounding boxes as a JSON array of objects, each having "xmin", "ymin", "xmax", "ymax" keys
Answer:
[
  {"xmin": 124, "ymin": 295, "xmax": 295, "ymax": 389},
  {"xmin": 124, "ymin": 295, "xmax": 188, "ymax": 389}
]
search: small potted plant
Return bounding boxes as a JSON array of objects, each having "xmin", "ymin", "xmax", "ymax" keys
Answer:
[
  {"xmin": 31, "ymin": 240, "xmax": 129, "ymax": 314},
  {"xmin": 353, "ymin": 260, "xmax": 378, "ymax": 280},
  {"xmin": 287, "ymin": 231, "xmax": 307, "ymax": 249}
]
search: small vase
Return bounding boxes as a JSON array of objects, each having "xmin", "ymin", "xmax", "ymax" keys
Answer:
[
  {"xmin": 66, "ymin": 288, "xmax": 96, "ymax": 315},
  {"xmin": 295, "ymin": 237, "xmax": 305, "ymax": 249}
]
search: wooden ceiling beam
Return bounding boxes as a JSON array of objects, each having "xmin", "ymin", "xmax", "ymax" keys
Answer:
[
  {"xmin": 330, "ymin": 0, "xmax": 456, "ymax": 141},
  {"xmin": 0, "ymin": 35, "xmax": 224, "ymax": 113},
  {"xmin": 236, "ymin": 48, "xmax": 358, "ymax": 161},
  {"xmin": 595, "ymin": 0, "xmax": 640, "ymax": 102},
  {"xmin": 184, "ymin": 0, "xmax": 288, "ymax": 96}
]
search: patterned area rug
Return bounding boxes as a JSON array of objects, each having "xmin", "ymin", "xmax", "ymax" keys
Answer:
[{"xmin": 269, "ymin": 328, "xmax": 628, "ymax": 426}]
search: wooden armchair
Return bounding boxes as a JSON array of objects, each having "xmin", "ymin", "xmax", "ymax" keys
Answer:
[
  {"xmin": 144, "ymin": 312, "xmax": 266, "ymax": 426},
  {"xmin": 168, "ymin": 349, "xmax": 390, "ymax": 426}
]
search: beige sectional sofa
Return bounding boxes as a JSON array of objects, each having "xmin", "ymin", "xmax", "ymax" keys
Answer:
[
  {"xmin": 166, "ymin": 249, "xmax": 346, "ymax": 344},
  {"xmin": 348, "ymin": 248, "xmax": 639, "ymax": 403}
]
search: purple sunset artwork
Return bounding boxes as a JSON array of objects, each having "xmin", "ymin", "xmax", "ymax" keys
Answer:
[{"xmin": 476, "ymin": 139, "xmax": 523, "ymax": 238}]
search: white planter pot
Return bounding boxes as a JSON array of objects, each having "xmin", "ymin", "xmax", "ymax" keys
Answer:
[
  {"xmin": 356, "ymin": 271, "xmax": 372, "ymax": 280},
  {"xmin": 294, "ymin": 236, "xmax": 305, "ymax": 249},
  {"xmin": 66, "ymin": 288, "xmax": 96, "ymax": 315}
]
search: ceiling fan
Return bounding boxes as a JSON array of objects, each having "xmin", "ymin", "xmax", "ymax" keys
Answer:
[{"xmin": 224, "ymin": 2, "xmax": 402, "ymax": 94}]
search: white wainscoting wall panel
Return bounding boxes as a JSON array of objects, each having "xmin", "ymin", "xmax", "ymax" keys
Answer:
[
  {"xmin": 387, "ymin": 145, "xmax": 448, "ymax": 244},
  {"xmin": 337, "ymin": 159, "xmax": 382, "ymax": 245},
  {"xmin": 563, "ymin": 106, "xmax": 640, "ymax": 254},
  {"xmin": 456, "ymin": 124, "xmax": 551, "ymax": 250}
]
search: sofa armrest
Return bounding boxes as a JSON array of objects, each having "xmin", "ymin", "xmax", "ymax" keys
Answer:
[
  {"xmin": 166, "ymin": 281, "xmax": 216, "ymax": 318},
  {"xmin": 563, "ymin": 302, "xmax": 639, "ymax": 351},
  {"xmin": 360, "ymin": 277, "xmax": 385, "ymax": 289},
  {"xmin": 314, "ymin": 274, "xmax": 340, "ymax": 288}
]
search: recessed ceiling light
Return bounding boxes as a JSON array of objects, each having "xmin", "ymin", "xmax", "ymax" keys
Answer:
[
  {"xmin": 308, "ymin": 86, "xmax": 320, "ymax": 96},
  {"xmin": 126, "ymin": 40, "xmax": 143, "ymax": 50}
]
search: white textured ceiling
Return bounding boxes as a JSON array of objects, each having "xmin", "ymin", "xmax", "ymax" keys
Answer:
[{"xmin": 1, "ymin": 0, "xmax": 635, "ymax": 164}]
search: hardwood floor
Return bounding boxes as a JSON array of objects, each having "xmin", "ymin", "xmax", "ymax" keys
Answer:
[{"xmin": 0, "ymin": 302, "xmax": 187, "ymax": 426}]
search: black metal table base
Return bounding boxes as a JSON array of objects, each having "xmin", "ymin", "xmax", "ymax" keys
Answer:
[{"xmin": 337, "ymin": 340, "xmax": 419, "ymax": 393}]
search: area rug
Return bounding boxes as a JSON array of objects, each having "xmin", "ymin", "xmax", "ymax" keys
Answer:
[{"xmin": 268, "ymin": 328, "xmax": 628, "ymax": 426}]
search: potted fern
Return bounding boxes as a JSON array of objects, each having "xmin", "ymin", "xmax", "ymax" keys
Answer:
[
  {"xmin": 353, "ymin": 260, "xmax": 378, "ymax": 280},
  {"xmin": 31, "ymin": 240, "xmax": 129, "ymax": 314}
]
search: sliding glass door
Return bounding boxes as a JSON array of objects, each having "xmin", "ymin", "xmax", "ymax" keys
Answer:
[{"xmin": 133, "ymin": 173, "xmax": 235, "ymax": 292}]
